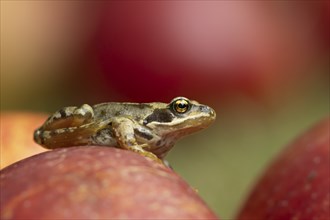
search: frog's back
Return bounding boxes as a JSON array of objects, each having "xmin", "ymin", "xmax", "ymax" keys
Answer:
[{"xmin": 92, "ymin": 102, "xmax": 167, "ymax": 121}]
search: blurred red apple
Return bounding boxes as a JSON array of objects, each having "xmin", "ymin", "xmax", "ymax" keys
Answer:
[
  {"xmin": 93, "ymin": 2, "xmax": 326, "ymax": 103},
  {"xmin": 237, "ymin": 118, "xmax": 330, "ymax": 220},
  {"xmin": 0, "ymin": 146, "xmax": 219, "ymax": 219},
  {"xmin": 0, "ymin": 112, "xmax": 47, "ymax": 169}
]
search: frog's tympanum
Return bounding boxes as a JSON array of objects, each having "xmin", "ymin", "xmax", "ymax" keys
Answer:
[{"xmin": 34, "ymin": 97, "xmax": 216, "ymax": 163}]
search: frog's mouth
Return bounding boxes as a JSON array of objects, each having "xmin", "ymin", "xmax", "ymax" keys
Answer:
[
  {"xmin": 150, "ymin": 111, "xmax": 216, "ymax": 136},
  {"xmin": 174, "ymin": 114, "xmax": 215, "ymax": 132}
]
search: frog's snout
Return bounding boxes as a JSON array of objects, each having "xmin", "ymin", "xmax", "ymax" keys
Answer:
[
  {"xmin": 209, "ymin": 107, "xmax": 216, "ymax": 118},
  {"xmin": 199, "ymin": 105, "xmax": 216, "ymax": 119}
]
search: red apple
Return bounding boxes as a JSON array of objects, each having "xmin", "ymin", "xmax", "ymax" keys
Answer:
[
  {"xmin": 0, "ymin": 146, "xmax": 219, "ymax": 219},
  {"xmin": 0, "ymin": 112, "xmax": 47, "ymax": 169},
  {"xmin": 92, "ymin": 2, "xmax": 326, "ymax": 103},
  {"xmin": 237, "ymin": 118, "xmax": 330, "ymax": 220}
]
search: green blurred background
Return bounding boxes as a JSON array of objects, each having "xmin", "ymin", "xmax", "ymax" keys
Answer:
[{"xmin": 1, "ymin": 1, "xmax": 329, "ymax": 218}]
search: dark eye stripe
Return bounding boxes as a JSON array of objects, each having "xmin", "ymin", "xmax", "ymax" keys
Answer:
[{"xmin": 143, "ymin": 109, "xmax": 174, "ymax": 125}]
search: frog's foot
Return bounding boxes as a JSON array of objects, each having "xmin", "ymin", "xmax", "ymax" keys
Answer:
[
  {"xmin": 128, "ymin": 144, "xmax": 164, "ymax": 164},
  {"xmin": 42, "ymin": 104, "xmax": 94, "ymax": 130}
]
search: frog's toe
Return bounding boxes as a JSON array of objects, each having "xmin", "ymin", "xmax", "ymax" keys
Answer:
[
  {"xmin": 140, "ymin": 151, "xmax": 164, "ymax": 164},
  {"xmin": 33, "ymin": 129, "xmax": 42, "ymax": 144},
  {"xmin": 128, "ymin": 146, "xmax": 163, "ymax": 164}
]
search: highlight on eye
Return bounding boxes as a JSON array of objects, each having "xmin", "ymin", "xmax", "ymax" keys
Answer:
[{"xmin": 171, "ymin": 98, "xmax": 190, "ymax": 114}]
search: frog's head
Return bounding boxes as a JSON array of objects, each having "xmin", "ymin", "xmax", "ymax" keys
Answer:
[{"xmin": 143, "ymin": 97, "xmax": 216, "ymax": 140}]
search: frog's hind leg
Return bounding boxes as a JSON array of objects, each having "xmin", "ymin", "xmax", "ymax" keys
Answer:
[
  {"xmin": 34, "ymin": 118, "xmax": 113, "ymax": 149},
  {"xmin": 42, "ymin": 104, "xmax": 94, "ymax": 130},
  {"xmin": 34, "ymin": 104, "xmax": 96, "ymax": 148}
]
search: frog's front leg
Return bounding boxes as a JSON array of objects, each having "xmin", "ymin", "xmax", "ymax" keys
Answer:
[
  {"xmin": 42, "ymin": 104, "xmax": 94, "ymax": 130},
  {"xmin": 111, "ymin": 117, "xmax": 163, "ymax": 164}
]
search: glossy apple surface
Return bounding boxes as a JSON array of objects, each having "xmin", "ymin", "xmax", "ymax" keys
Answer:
[
  {"xmin": 237, "ymin": 118, "xmax": 329, "ymax": 220},
  {"xmin": 0, "ymin": 112, "xmax": 47, "ymax": 169},
  {"xmin": 1, "ymin": 146, "xmax": 219, "ymax": 219}
]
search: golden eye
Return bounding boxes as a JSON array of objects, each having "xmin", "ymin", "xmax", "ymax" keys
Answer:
[{"xmin": 172, "ymin": 99, "xmax": 190, "ymax": 114}]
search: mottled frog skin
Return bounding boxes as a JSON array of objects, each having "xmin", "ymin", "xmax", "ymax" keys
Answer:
[{"xmin": 34, "ymin": 97, "xmax": 216, "ymax": 163}]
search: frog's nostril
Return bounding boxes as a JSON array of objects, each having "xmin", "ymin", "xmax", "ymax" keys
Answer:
[
  {"xmin": 200, "ymin": 106, "xmax": 216, "ymax": 118},
  {"xmin": 199, "ymin": 106, "xmax": 208, "ymax": 112}
]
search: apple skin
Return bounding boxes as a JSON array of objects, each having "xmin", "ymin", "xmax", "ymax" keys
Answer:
[
  {"xmin": 237, "ymin": 118, "xmax": 330, "ymax": 220},
  {"xmin": 0, "ymin": 146, "xmax": 219, "ymax": 219},
  {"xmin": 0, "ymin": 112, "xmax": 47, "ymax": 169}
]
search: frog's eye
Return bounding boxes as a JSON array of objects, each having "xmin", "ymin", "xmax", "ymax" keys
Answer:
[{"xmin": 172, "ymin": 98, "xmax": 190, "ymax": 114}]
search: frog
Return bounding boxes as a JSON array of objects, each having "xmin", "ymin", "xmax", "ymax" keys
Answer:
[{"xmin": 34, "ymin": 97, "xmax": 216, "ymax": 164}]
